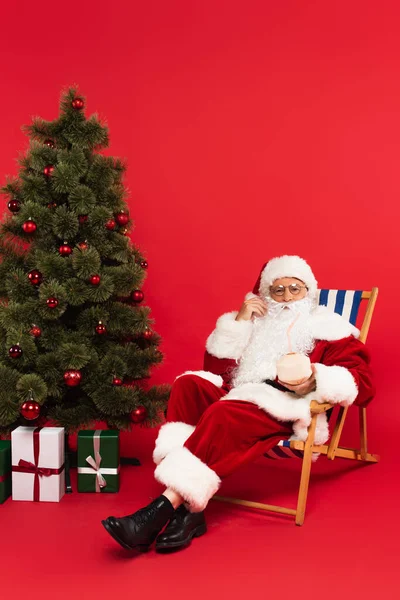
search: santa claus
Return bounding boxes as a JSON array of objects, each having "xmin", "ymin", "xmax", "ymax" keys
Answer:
[{"xmin": 101, "ymin": 255, "xmax": 374, "ymax": 553}]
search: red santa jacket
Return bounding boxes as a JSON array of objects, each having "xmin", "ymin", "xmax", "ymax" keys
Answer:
[
  {"xmin": 204, "ymin": 335, "xmax": 375, "ymax": 408},
  {"xmin": 172, "ymin": 306, "xmax": 375, "ymax": 444}
]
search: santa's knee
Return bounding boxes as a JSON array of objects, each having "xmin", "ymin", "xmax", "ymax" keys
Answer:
[
  {"xmin": 200, "ymin": 400, "xmax": 232, "ymax": 428},
  {"xmin": 172, "ymin": 374, "xmax": 204, "ymax": 393},
  {"xmin": 166, "ymin": 375, "xmax": 204, "ymax": 422},
  {"xmin": 169, "ymin": 375, "xmax": 201, "ymax": 407}
]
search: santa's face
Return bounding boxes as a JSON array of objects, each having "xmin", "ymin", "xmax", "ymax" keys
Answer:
[
  {"xmin": 269, "ymin": 277, "xmax": 308, "ymax": 303},
  {"xmin": 233, "ymin": 280, "xmax": 315, "ymax": 385}
]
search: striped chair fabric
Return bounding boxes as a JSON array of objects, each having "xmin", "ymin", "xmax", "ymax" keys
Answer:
[
  {"xmin": 317, "ymin": 289, "xmax": 362, "ymax": 326},
  {"xmin": 265, "ymin": 439, "xmax": 304, "ymax": 459},
  {"xmin": 264, "ymin": 289, "xmax": 363, "ymax": 459}
]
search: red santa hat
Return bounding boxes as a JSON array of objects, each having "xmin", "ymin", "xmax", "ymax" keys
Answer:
[{"xmin": 252, "ymin": 255, "xmax": 318, "ymax": 298}]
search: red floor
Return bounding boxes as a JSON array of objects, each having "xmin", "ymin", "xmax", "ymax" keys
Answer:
[{"xmin": 1, "ymin": 421, "xmax": 397, "ymax": 600}]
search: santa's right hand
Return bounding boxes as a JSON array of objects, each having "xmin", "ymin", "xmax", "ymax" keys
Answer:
[{"xmin": 236, "ymin": 297, "xmax": 267, "ymax": 321}]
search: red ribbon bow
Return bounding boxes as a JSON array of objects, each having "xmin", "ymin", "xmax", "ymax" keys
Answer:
[
  {"xmin": 15, "ymin": 459, "xmax": 53, "ymax": 478},
  {"xmin": 12, "ymin": 427, "xmax": 64, "ymax": 501}
]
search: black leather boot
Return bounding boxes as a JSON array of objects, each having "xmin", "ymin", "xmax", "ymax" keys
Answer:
[
  {"xmin": 101, "ymin": 495, "xmax": 175, "ymax": 551},
  {"xmin": 155, "ymin": 505, "xmax": 207, "ymax": 551}
]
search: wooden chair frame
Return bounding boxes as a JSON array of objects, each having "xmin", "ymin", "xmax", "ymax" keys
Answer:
[{"xmin": 213, "ymin": 288, "xmax": 379, "ymax": 526}]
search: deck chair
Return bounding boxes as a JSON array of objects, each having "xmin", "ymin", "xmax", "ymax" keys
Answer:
[{"xmin": 213, "ymin": 287, "xmax": 379, "ymax": 526}]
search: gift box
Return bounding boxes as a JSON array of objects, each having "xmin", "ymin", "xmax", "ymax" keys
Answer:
[
  {"xmin": 0, "ymin": 440, "xmax": 12, "ymax": 504},
  {"xmin": 77, "ymin": 430, "xmax": 120, "ymax": 493},
  {"xmin": 11, "ymin": 427, "xmax": 65, "ymax": 502}
]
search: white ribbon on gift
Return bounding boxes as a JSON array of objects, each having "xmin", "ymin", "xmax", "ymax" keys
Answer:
[{"xmin": 77, "ymin": 430, "xmax": 119, "ymax": 492}]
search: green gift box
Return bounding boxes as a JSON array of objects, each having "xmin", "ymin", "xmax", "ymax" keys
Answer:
[
  {"xmin": 0, "ymin": 440, "xmax": 12, "ymax": 504},
  {"xmin": 77, "ymin": 430, "xmax": 120, "ymax": 493}
]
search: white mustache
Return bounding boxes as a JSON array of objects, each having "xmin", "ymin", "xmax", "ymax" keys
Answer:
[{"xmin": 266, "ymin": 297, "xmax": 313, "ymax": 319}]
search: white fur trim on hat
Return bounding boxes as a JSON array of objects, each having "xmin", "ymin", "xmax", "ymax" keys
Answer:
[
  {"xmin": 153, "ymin": 421, "xmax": 195, "ymax": 465},
  {"xmin": 206, "ymin": 311, "xmax": 253, "ymax": 359},
  {"xmin": 154, "ymin": 446, "xmax": 221, "ymax": 512},
  {"xmin": 259, "ymin": 255, "xmax": 318, "ymax": 298}
]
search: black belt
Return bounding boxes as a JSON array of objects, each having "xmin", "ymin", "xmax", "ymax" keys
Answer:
[{"xmin": 264, "ymin": 379, "xmax": 295, "ymax": 394}]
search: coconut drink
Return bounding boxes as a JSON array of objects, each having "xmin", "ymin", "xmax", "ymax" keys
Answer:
[
  {"xmin": 276, "ymin": 352, "xmax": 312, "ymax": 385},
  {"xmin": 276, "ymin": 312, "xmax": 312, "ymax": 385}
]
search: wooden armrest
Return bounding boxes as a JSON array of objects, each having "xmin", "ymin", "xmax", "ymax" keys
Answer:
[{"xmin": 310, "ymin": 400, "xmax": 333, "ymax": 414}]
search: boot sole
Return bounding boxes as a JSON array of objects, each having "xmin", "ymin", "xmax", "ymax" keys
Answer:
[
  {"xmin": 101, "ymin": 520, "xmax": 150, "ymax": 552},
  {"xmin": 155, "ymin": 523, "xmax": 207, "ymax": 551}
]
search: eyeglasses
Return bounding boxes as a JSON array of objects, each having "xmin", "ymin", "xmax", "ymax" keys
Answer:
[{"xmin": 269, "ymin": 284, "xmax": 308, "ymax": 296}]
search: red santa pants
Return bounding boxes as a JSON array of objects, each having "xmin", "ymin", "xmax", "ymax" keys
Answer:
[{"xmin": 153, "ymin": 375, "xmax": 292, "ymax": 512}]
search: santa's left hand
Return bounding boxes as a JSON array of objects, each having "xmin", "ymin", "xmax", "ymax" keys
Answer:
[{"xmin": 278, "ymin": 364, "xmax": 317, "ymax": 396}]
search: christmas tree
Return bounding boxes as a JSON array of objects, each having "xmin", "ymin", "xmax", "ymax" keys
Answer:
[{"xmin": 0, "ymin": 87, "xmax": 169, "ymax": 436}]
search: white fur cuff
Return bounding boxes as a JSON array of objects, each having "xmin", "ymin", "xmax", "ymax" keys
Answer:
[
  {"xmin": 176, "ymin": 371, "xmax": 223, "ymax": 387},
  {"xmin": 153, "ymin": 422, "xmax": 195, "ymax": 465},
  {"xmin": 154, "ymin": 447, "xmax": 221, "ymax": 512},
  {"xmin": 313, "ymin": 363, "xmax": 358, "ymax": 406},
  {"xmin": 206, "ymin": 311, "xmax": 253, "ymax": 359}
]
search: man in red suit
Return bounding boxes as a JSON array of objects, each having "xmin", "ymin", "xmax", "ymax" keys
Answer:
[{"xmin": 102, "ymin": 255, "xmax": 374, "ymax": 553}]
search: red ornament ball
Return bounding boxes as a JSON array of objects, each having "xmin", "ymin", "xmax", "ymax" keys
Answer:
[
  {"xmin": 20, "ymin": 400, "xmax": 41, "ymax": 420},
  {"xmin": 90, "ymin": 274, "xmax": 101, "ymax": 286},
  {"xmin": 140, "ymin": 260, "xmax": 148, "ymax": 269},
  {"xmin": 9, "ymin": 344, "xmax": 22, "ymax": 358},
  {"xmin": 43, "ymin": 165, "xmax": 54, "ymax": 177},
  {"xmin": 8, "ymin": 199, "xmax": 21, "ymax": 213},
  {"xmin": 30, "ymin": 326, "xmax": 42, "ymax": 338},
  {"xmin": 131, "ymin": 290, "xmax": 144, "ymax": 303},
  {"xmin": 78, "ymin": 241, "xmax": 89, "ymax": 250},
  {"xmin": 46, "ymin": 297, "xmax": 59, "ymax": 309},
  {"xmin": 143, "ymin": 329, "xmax": 153, "ymax": 340},
  {"xmin": 78, "ymin": 214, "xmax": 88, "ymax": 224},
  {"xmin": 59, "ymin": 243, "xmax": 72, "ymax": 257},
  {"xmin": 105, "ymin": 218, "xmax": 116, "ymax": 231},
  {"xmin": 131, "ymin": 405, "xmax": 147, "ymax": 424},
  {"xmin": 63, "ymin": 369, "xmax": 82, "ymax": 387},
  {"xmin": 28, "ymin": 269, "xmax": 43, "ymax": 286},
  {"xmin": 106, "ymin": 219, "xmax": 117, "ymax": 231},
  {"xmin": 112, "ymin": 377, "xmax": 123, "ymax": 386},
  {"xmin": 72, "ymin": 97, "xmax": 84, "ymax": 110},
  {"xmin": 115, "ymin": 210, "xmax": 129, "ymax": 226},
  {"xmin": 95, "ymin": 321, "xmax": 107, "ymax": 335},
  {"xmin": 44, "ymin": 139, "xmax": 55, "ymax": 148},
  {"xmin": 22, "ymin": 219, "xmax": 37, "ymax": 234},
  {"xmin": 47, "ymin": 201, "xmax": 57, "ymax": 209}
]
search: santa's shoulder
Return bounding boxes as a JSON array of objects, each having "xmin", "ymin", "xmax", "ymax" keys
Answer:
[{"xmin": 310, "ymin": 305, "xmax": 360, "ymax": 342}]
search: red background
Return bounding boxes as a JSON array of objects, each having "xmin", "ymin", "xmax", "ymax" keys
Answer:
[
  {"xmin": 1, "ymin": 0, "xmax": 397, "ymax": 440},
  {"xmin": 0, "ymin": 2, "xmax": 398, "ymax": 596}
]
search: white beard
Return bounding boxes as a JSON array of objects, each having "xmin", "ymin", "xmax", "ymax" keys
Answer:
[{"xmin": 232, "ymin": 296, "xmax": 316, "ymax": 386}]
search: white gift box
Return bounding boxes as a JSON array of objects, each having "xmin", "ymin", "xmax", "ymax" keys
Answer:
[{"xmin": 11, "ymin": 426, "xmax": 65, "ymax": 502}]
